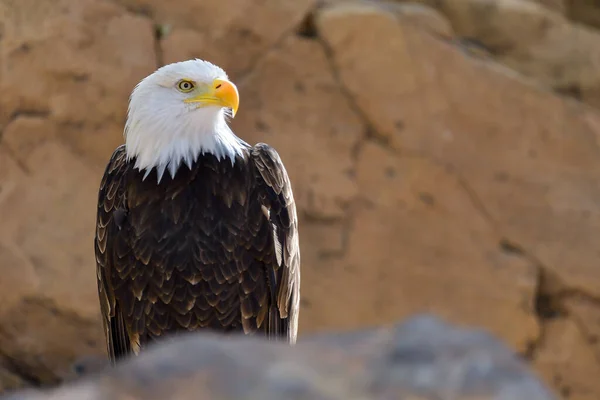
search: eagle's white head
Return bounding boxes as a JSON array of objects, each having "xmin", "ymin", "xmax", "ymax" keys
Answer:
[{"xmin": 124, "ymin": 59, "xmax": 245, "ymax": 182}]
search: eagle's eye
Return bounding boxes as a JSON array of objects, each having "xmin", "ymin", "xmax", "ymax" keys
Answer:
[{"xmin": 177, "ymin": 80, "xmax": 195, "ymax": 92}]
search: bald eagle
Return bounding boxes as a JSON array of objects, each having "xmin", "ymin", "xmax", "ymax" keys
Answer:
[{"xmin": 94, "ymin": 59, "xmax": 301, "ymax": 363}]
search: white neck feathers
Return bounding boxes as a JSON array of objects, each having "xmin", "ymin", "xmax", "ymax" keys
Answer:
[{"xmin": 124, "ymin": 105, "xmax": 244, "ymax": 183}]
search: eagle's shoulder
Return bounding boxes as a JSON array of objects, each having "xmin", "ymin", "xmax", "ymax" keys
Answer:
[
  {"xmin": 99, "ymin": 145, "xmax": 129, "ymax": 195},
  {"xmin": 250, "ymin": 143, "xmax": 289, "ymax": 193}
]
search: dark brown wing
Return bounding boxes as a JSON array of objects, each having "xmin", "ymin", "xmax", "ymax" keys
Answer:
[
  {"xmin": 250, "ymin": 143, "xmax": 301, "ymax": 343},
  {"xmin": 94, "ymin": 145, "xmax": 133, "ymax": 363}
]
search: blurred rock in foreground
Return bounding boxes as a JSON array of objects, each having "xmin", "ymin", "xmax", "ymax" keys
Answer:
[{"xmin": 1, "ymin": 315, "xmax": 557, "ymax": 400}]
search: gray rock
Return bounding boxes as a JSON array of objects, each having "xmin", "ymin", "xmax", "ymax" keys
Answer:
[{"xmin": 1, "ymin": 315, "xmax": 558, "ymax": 400}]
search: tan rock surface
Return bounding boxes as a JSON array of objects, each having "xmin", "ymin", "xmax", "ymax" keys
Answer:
[
  {"xmin": 0, "ymin": 367, "xmax": 25, "ymax": 394},
  {"xmin": 533, "ymin": 317, "xmax": 600, "ymax": 400},
  {"xmin": 0, "ymin": 141, "xmax": 106, "ymax": 385},
  {"xmin": 568, "ymin": 0, "xmax": 600, "ymax": 28},
  {"xmin": 404, "ymin": 0, "xmax": 600, "ymax": 107},
  {"xmin": 380, "ymin": 2, "xmax": 455, "ymax": 39},
  {"xmin": 117, "ymin": 0, "xmax": 316, "ymax": 77},
  {"xmin": 0, "ymin": 0, "xmax": 156, "ymax": 165},
  {"xmin": 314, "ymin": 1, "xmax": 600, "ymax": 397},
  {"xmin": 1, "ymin": 0, "xmax": 600, "ymax": 398},
  {"xmin": 536, "ymin": 0, "xmax": 566, "ymax": 13},
  {"xmin": 317, "ymin": 0, "xmax": 600, "ymax": 297}
]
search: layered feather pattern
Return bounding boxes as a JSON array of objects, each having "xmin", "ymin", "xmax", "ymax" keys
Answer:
[{"xmin": 94, "ymin": 144, "xmax": 300, "ymax": 363}]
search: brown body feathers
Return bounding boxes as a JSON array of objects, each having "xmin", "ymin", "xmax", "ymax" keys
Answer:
[{"xmin": 94, "ymin": 143, "xmax": 300, "ymax": 363}]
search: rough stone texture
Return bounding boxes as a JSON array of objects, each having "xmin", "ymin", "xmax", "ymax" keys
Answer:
[
  {"xmin": 380, "ymin": 2, "xmax": 455, "ymax": 39},
  {"xmin": 0, "ymin": 364, "xmax": 25, "ymax": 395},
  {"xmin": 395, "ymin": 0, "xmax": 600, "ymax": 107},
  {"xmin": 0, "ymin": 0, "xmax": 320, "ymax": 391},
  {"xmin": 314, "ymin": 2, "xmax": 600, "ymax": 398},
  {"xmin": 2, "ymin": 0, "xmax": 600, "ymax": 398},
  {"xmin": 0, "ymin": 0, "xmax": 157, "ymax": 165},
  {"xmin": 316, "ymin": 1, "xmax": 600, "ymax": 298},
  {"xmin": 536, "ymin": 0, "xmax": 566, "ymax": 14},
  {"xmin": 527, "ymin": 288, "xmax": 600, "ymax": 400},
  {"xmin": 117, "ymin": 0, "xmax": 317, "ymax": 77},
  {"xmin": 567, "ymin": 0, "xmax": 600, "ymax": 28},
  {"xmin": 0, "ymin": 316, "xmax": 559, "ymax": 400},
  {"xmin": 0, "ymin": 142, "xmax": 107, "ymax": 385},
  {"xmin": 533, "ymin": 318, "xmax": 600, "ymax": 400}
]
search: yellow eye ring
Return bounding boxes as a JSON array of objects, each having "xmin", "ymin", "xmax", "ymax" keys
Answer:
[{"xmin": 177, "ymin": 80, "xmax": 195, "ymax": 92}]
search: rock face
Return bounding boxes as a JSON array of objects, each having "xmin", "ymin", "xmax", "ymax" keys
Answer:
[
  {"xmin": 401, "ymin": 0, "xmax": 600, "ymax": 107},
  {"xmin": 2, "ymin": 0, "xmax": 600, "ymax": 398},
  {"xmin": 0, "ymin": 316, "xmax": 559, "ymax": 400}
]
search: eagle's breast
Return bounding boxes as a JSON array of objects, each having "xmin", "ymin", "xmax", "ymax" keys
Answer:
[{"xmin": 113, "ymin": 150, "xmax": 273, "ymax": 338}]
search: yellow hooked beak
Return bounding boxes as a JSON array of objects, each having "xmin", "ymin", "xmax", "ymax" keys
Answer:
[{"xmin": 183, "ymin": 78, "xmax": 240, "ymax": 117}]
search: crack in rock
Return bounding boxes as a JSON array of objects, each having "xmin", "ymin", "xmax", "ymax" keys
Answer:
[
  {"xmin": 567, "ymin": 299, "xmax": 600, "ymax": 369},
  {"xmin": 0, "ymin": 354, "xmax": 41, "ymax": 388},
  {"xmin": 0, "ymin": 110, "xmax": 50, "ymax": 142},
  {"xmin": 289, "ymin": 4, "xmax": 600, "ymax": 394},
  {"xmin": 309, "ymin": 31, "xmax": 378, "ymax": 145},
  {"xmin": 522, "ymin": 265, "xmax": 557, "ymax": 361},
  {"xmin": 236, "ymin": 22, "xmax": 302, "ymax": 87},
  {"xmin": 521, "ymin": 261, "xmax": 600, "ymax": 363},
  {"xmin": 0, "ymin": 110, "xmax": 50, "ymax": 175},
  {"xmin": 103, "ymin": 0, "xmax": 162, "ymax": 70},
  {"xmin": 1, "ymin": 144, "xmax": 31, "ymax": 175},
  {"xmin": 153, "ymin": 23, "xmax": 167, "ymax": 68},
  {"xmin": 306, "ymin": 8, "xmax": 556, "ymax": 354}
]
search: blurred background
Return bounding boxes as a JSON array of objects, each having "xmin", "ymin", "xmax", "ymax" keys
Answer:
[{"xmin": 1, "ymin": 0, "xmax": 599, "ymax": 398}]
